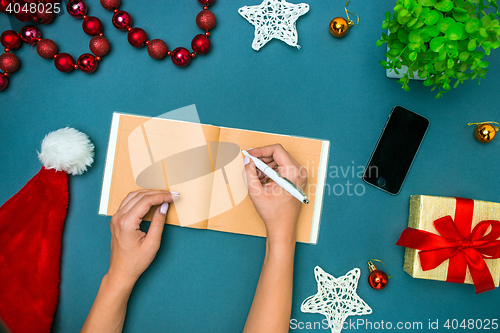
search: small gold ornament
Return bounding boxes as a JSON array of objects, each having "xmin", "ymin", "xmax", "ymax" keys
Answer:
[
  {"xmin": 468, "ymin": 122, "xmax": 499, "ymax": 143},
  {"xmin": 329, "ymin": 0, "xmax": 359, "ymax": 38},
  {"xmin": 329, "ymin": 17, "xmax": 353, "ymax": 37}
]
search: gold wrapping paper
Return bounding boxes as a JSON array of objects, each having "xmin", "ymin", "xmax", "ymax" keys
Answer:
[{"xmin": 403, "ymin": 195, "xmax": 500, "ymax": 286}]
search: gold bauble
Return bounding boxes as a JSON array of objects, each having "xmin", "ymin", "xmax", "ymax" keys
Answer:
[
  {"xmin": 329, "ymin": 17, "xmax": 353, "ymax": 37},
  {"xmin": 474, "ymin": 123, "xmax": 498, "ymax": 143}
]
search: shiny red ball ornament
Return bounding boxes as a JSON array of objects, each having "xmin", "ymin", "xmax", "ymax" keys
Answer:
[
  {"xmin": 77, "ymin": 53, "xmax": 98, "ymax": 73},
  {"xmin": 36, "ymin": 39, "xmax": 58, "ymax": 59},
  {"xmin": 1, "ymin": 31, "xmax": 22, "ymax": 50},
  {"xmin": 14, "ymin": 1, "xmax": 33, "ymax": 22},
  {"xmin": 19, "ymin": 25, "xmax": 42, "ymax": 45},
  {"xmin": 89, "ymin": 35, "xmax": 110, "ymax": 56},
  {"xmin": 196, "ymin": 10, "xmax": 216, "ymax": 31},
  {"xmin": 147, "ymin": 39, "xmax": 167, "ymax": 59},
  {"xmin": 127, "ymin": 28, "xmax": 147, "ymax": 48},
  {"xmin": 100, "ymin": 0, "xmax": 121, "ymax": 11},
  {"xmin": 83, "ymin": 16, "xmax": 104, "ymax": 36},
  {"xmin": 367, "ymin": 261, "xmax": 389, "ymax": 290},
  {"xmin": 171, "ymin": 47, "xmax": 191, "ymax": 67},
  {"xmin": 54, "ymin": 53, "xmax": 76, "ymax": 73},
  {"xmin": 67, "ymin": 0, "xmax": 88, "ymax": 18},
  {"xmin": 112, "ymin": 10, "xmax": 132, "ymax": 30},
  {"xmin": 35, "ymin": 9, "xmax": 55, "ymax": 24},
  {"xmin": 0, "ymin": 0, "xmax": 10, "ymax": 13},
  {"xmin": 0, "ymin": 73, "xmax": 8, "ymax": 91},
  {"xmin": 0, "ymin": 53, "xmax": 20, "ymax": 73},
  {"xmin": 197, "ymin": 0, "xmax": 215, "ymax": 6},
  {"xmin": 191, "ymin": 34, "xmax": 211, "ymax": 54}
]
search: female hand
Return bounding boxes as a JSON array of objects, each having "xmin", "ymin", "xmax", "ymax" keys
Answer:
[
  {"xmin": 107, "ymin": 190, "xmax": 179, "ymax": 287},
  {"xmin": 244, "ymin": 144, "xmax": 308, "ymax": 244}
]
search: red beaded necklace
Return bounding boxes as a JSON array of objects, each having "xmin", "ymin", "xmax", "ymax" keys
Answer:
[
  {"xmin": 100, "ymin": 0, "xmax": 216, "ymax": 67},
  {"xmin": 0, "ymin": 0, "xmax": 216, "ymax": 91},
  {"xmin": 0, "ymin": 0, "xmax": 110, "ymax": 91}
]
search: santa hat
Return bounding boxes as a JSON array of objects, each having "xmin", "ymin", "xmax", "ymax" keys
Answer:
[{"xmin": 0, "ymin": 127, "xmax": 94, "ymax": 333}]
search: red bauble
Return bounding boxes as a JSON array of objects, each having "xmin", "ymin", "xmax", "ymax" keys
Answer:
[
  {"xmin": 14, "ymin": 2, "xmax": 33, "ymax": 22},
  {"xmin": 196, "ymin": 10, "xmax": 216, "ymax": 31},
  {"xmin": 83, "ymin": 16, "xmax": 103, "ymax": 36},
  {"xmin": 197, "ymin": 0, "xmax": 215, "ymax": 6},
  {"xmin": 0, "ymin": 53, "xmax": 20, "ymax": 73},
  {"xmin": 368, "ymin": 270, "xmax": 389, "ymax": 290},
  {"xmin": 77, "ymin": 53, "xmax": 98, "ymax": 73},
  {"xmin": 171, "ymin": 47, "xmax": 191, "ymax": 67},
  {"xmin": 191, "ymin": 34, "xmax": 211, "ymax": 54},
  {"xmin": 36, "ymin": 39, "xmax": 58, "ymax": 59},
  {"xmin": 0, "ymin": 0, "xmax": 10, "ymax": 13},
  {"xmin": 112, "ymin": 11, "xmax": 132, "ymax": 30},
  {"xmin": 0, "ymin": 73, "xmax": 8, "ymax": 91},
  {"xmin": 19, "ymin": 25, "xmax": 42, "ymax": 45},
  {"xmin": 147, "ymin": 39, "xmax": 168, "ymax": 60},
  {"xmin": 35, "ymin": 8, "xmax": 55, "ymax": 24},
  {"xmin": 67, "ymin": 0, "xmax": 88, "ymax": 18},
  {"xmin": 127, "ymin": 28, "xmax": 148, "ymax": 48},
  {"xmin": 89, "ymin": 35, "xmax": 110, "ymax": 56},
  {"xmin": 100, "ymin": 0, "xmax": 120, "ymax": 11},
  {"xmin": 54, "ymin": 53, "xmax": 75, "ymax": 73},
  {"xmin": 1, "ymin": 31, "xmax": 22, "ymax": 50}
]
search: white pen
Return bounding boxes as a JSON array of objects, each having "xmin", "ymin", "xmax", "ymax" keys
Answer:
[{"xmin": 242, "ymin": 150, "xmax": 309, "ymax": 204}]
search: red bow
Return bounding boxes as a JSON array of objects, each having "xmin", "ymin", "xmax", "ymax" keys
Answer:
[{"xmin": 396, "ymin": 198, "xmax": 500, "ymax": 294}]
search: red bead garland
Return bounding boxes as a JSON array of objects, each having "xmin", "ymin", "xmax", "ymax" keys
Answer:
[
  {"xmin": 112, "ymin": 10, "xmax": 132, "ymax": 30},
  {"xmin": 102, "ymin": 0, "xmax": 216, "ymax": 67},
  {"xmin": 0, "ymin": 52, "xmax": 20, "ymax": 72},
  {"xmin": 67, "ymin": 0, "xmax": 87, "ymax": 18},
  {"xmin": 0, "ymin": 72, "xmax": 8, "ymax": 91},
  {"xmin": 147, "ymin": 39, "xmax": 168, "ymax": 60},
  {"xmin": 77, "ymin": 53, "xmax": 98, "ymax": 73},
  {"xmin": 127, "ymin": 27, "xmax": 147, "ymax": 48},
  {"xmin": 0, "ymin": 31, "xmax": 21, "ymax": 50},
  {"xmin": 196, "ymin": 10, "xmax": 216, "ymax": 31},
  {"xmin": 89, "ymin": 35, "xmax": 110, "ymax": 56},
  {"xmin": 36, "ymin": 39, "xmax": 58, "ymax": 59},
  {"xmin": 1, "ymin": 1, "xmax": 216, "ymax": 91},
  {"xmin": 54, "ymin": 53, "xmax": 75, "ymax": 73},
  {"xmin": 0, "ymin": 0, "xmax": 109, "ymax": 91},
  {"xmin": 83, "ymin": 16, "xmax": 104, "ymax": 36},
  {"xmin": 19, "ymin": 25, "xmax": 41, "ymax": 45}
]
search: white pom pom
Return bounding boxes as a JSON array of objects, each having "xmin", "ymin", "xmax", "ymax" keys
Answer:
[{"xmin": 38, "ymin": 127, "xmax": 95, "ymax": 175}]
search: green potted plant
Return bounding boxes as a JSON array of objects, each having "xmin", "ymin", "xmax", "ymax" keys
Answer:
[{"xmin": 377, "ymin": 0, "xmax": 500, "ymax": 98}]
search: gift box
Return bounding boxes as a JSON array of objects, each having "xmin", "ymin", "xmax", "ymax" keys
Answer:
[{"xmin": 396, "ymin": 195, "xmax": 500, "ymax": 294}]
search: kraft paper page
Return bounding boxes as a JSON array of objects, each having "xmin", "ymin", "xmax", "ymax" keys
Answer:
[
  {"xmin": 127, "ymin": 116, "xmax": 247, "ymax": 227},
  {"xmin": 206, "ymin": 127, "xmax": 323, "ymax": 243}
]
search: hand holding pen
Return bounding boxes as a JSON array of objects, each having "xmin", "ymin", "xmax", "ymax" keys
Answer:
[{"xmin": 243, "ymin": 144, "xmax": 308, "ymax": 244}]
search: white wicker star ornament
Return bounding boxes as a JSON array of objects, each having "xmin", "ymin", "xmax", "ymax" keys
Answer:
[
  {"xmin": 238, "ymin": 0, "xmax": 310, "ymax": 51},
  {"xmin": 301, "ymin": 266, "xmax": 372, "ymax": 333}
]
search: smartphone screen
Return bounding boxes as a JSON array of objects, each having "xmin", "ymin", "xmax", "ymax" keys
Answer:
[{"xmin": 363, "ymin": 106, "xmax": 429, "ymax": 195}]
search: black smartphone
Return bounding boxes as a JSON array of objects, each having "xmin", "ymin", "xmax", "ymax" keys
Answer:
[{"xmin": 363, "ymin": 106, "xmax": 429, "ymax": 195}]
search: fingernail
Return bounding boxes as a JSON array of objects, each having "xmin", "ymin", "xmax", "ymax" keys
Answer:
[
  {"xmin": 247, "ymin": 148, "xmax": 254, "ymax": 151},
  {"xmin": 170, "ymin": 191, "xmax": 180, "ymax": 196},
  {"xmin": 244, "ymin": 156, "xmax": 250, "ymax": 166},
  {"xmin": 160, "ymin": 203, "xmax": 169, "ymax": 214}
]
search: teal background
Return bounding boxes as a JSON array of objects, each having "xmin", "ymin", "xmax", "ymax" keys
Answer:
[{"xmin": 1, "ymin": 0, "xmax": 499, "ymax": 332}]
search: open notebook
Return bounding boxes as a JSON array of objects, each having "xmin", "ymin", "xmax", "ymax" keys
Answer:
[{"xmin": 99, "ymin": 112, "xmax": 330, "ymax": 244}]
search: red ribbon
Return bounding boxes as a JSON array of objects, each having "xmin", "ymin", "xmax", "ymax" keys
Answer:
[{"xmin": 396, "ymin": 198, "xmax": 500, "ymax": 294}]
